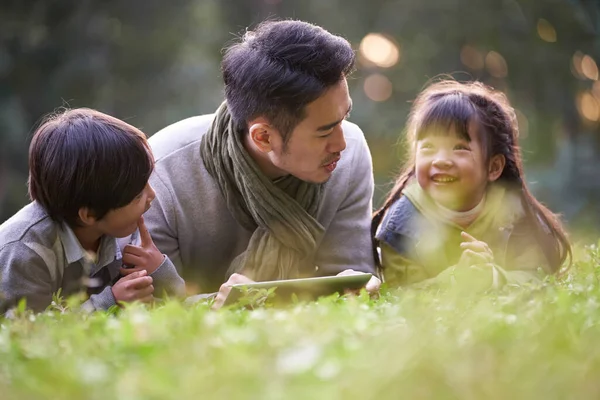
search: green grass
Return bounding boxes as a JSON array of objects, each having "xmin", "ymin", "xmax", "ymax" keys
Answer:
[{"xmin": 3, "ymin": 243, "xmax": 600, "ymax": 399}]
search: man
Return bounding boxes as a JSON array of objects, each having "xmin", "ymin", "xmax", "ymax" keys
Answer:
[{"xmin": 145, "ymin": 19, "xmax": 379, "ymax": 308}]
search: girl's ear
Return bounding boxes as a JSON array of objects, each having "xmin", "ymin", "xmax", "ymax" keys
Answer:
[
  {"xmin": 78, "ymin": 207, "xmax": 98, "ymax": 227},
  {"xmin": 488, "ymin": 154, "xmax": 505, "ymax": 182}
]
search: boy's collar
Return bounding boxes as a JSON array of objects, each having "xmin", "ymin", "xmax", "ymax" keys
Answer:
[{"xmin": 58, "ymin": 223, "xmax": 121, "ymax": 272}]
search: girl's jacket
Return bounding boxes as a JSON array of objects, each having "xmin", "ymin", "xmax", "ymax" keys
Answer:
[{"xmin": 375, "ymin": 182, "xmax": 556, "ymax": 289}]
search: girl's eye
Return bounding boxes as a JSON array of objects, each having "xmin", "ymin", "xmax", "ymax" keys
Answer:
[{"xmin": 454, "ymin": 144, "xmax": 470, "ymax": 150}]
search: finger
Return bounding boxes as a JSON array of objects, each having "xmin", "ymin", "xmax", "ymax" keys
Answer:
[
  {"xmin": 212, "ymin": 294, "xmax": 225, "ymax": 310},
  {"xmin": 120, "ymin": 267, "xmax": 144, "ymax": 276},
  {"xmin": 122, "ymin": 253, "xmax": 144, "ymax": 267},
  {"xmin": 119, "ymin": 269, "xmax": 148, "ymax": 281},
  {"xmin": 460, "ymin": 231, "xmax": 478, "ymax": 242},
  {"xmin": 228, "ymin": 273, "xmax": 254, "ymax": 285},
  {"xmin": 128, "ymin": 276, "xmax": 154, "ymax": 289},
  {"xmin": 460, "ymin": 241, "xmax": 491, "ymax": 254},
  {"xmin": 212, "ymin": 283, "xmax": 232, "ymax": 310},
  {"xmin": 463, "ymin": 249, "xmax": 492, "ymax": 264},
  {"xmin": 136, "ymin": 284, "xmax": 154, "ymax": 299},
  {"xmin": 138, "ymin": 216, "xmax": 154, "ymax": 247},
  {"xmin": 123, "ymin": 244, "xmax": 145, "ymax": 257},
  {"xmin": 365, "ymin": 276, "xmax": 382, "ymax": 293}
]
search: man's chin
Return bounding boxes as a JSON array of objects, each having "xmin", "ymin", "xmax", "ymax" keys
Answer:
[{"xmin": 291, "ymin": 171, "xmax": 332, "ymax": 184}]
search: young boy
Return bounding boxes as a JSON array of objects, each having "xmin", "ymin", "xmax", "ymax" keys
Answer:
[{"xmin": 0, "ymin": 108, "xmax": 185, "ymax": 314}]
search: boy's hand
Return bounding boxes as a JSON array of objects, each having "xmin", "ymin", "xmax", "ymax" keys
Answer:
[
  {"xmin": 121, "ymin": 216, "xmax": 164, "ymax": 275},
  {"xmin": 111, "ymin": 269, "xmax": 154, "ymax": 304},
  {"xmin": 458, "ymin": 232, "xmax": 494, "ymax": 267}
]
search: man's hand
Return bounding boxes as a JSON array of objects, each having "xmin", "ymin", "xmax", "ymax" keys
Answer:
[
  {"xmin": 212, "ymin": 273, "xmax": 255, "ymax": 310},
  {"xmin": 111, "ymin": 269, "xmax": 154, "ymax": 304},
  {"xmin": 336, "ymin": 269, "xmax": 381, "ymax": 295},
  {"xmin": 121, "ymin": 216, "xmax": 164, "ymax": 276},
  {"xmin": 458, "ymin": 232, "xmax": 494, "ymax": 267}
]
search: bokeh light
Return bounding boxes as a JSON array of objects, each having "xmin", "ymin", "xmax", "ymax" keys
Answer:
[
  {"xmin": 363, "ymin": 74, "xmax": 393, "ymax": 102},
  {"xmin": 359, "ymin": 33, "xmax": 400, "ymax": 68},
  {"xmin": 537, "ymin": 18, "xmax": 557, "ymax": 43},
  {"xmin": 485, "ymin": 51, "xmax": 508, "ymax": 78},
  {"xmin": 460, "ymin": 45, "xmax": 484, "ymax": 70},
  {"xmin": 581, "ymin": 55, "xmax": 599, "ymax": 81},
  {"xmin": 577, "ymin": 91, "xmax": 600, "ymax": 122}
]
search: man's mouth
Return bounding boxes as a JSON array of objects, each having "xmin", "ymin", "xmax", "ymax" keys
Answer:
[
  {"xmin": 323, "ymin": 157, "xmax": 341, "ymax": 173},
  {"xmin": 431, "ymin": 174, "xmax": 458, "ymax": 183}
]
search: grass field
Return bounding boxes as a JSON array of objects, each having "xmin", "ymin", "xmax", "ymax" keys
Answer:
[{"xmin": 2, "ymin": 243, "xmax": 600, "ymax": 400}]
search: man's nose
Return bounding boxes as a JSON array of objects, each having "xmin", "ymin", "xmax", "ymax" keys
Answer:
[{"xmin": 328, "ymin": 125, "xmax": 346, "ymax": 153}]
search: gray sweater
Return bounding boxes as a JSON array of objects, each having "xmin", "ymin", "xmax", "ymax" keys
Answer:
[
  {"xmin": 145, "ymin": 114, "xmax": 376, "ymax": 293},
  {"xmin": 0, "ymin": 202, "xmax": 185, "ymax": 314}
]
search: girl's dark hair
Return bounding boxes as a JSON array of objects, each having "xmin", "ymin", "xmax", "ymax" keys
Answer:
[
  {"xmin": 372, "ymin": 80, "xmax": 571, "ymax": 273},
  {"xmin": 222, "ymin": 19, "xmax": 355, "ymax": 141},
  {"xmin": 28, "ymin": 108, "xmax": 154, "ymax": 227}
]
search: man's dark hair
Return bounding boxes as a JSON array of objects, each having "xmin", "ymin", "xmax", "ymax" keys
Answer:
[
  {"xmin": 222, "ymin": 20, "xmax": 355, "ymax": 141},
  {"xmin": 28, "ymin": 108, "xmax": 154, "ymax": 227}
]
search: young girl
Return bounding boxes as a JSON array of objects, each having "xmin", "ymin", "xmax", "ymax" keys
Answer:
[{"xmin": 372, "ymin": 80, "xmax": 571, "ymax": 290}]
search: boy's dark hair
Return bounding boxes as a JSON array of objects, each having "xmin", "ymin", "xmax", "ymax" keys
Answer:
[
  {"xmin": 222, "ymin": 19, "xmax": 355, "ymax": 142},
  {"xmin": 28, "ymin": 108, "xmax": 154, "ymax": 227}
]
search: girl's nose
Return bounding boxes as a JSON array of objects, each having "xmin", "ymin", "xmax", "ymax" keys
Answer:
[{"xmin": 432, "ymin": 158, "xmax": 453, "ymax": 169}]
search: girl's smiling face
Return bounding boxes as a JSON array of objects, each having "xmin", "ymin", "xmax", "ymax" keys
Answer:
[{"xmin": 415, "ymin": 122, "xmax": 503, "ymax": 211}]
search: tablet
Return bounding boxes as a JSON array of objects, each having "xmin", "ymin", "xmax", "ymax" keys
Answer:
[{"xmin": 224, "ymin": 273, "xmax": 372, "ymax": 306}]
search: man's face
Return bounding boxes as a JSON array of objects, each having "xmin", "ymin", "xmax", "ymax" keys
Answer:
[{"xmin": 267, "ymin": 79, "xmax": 352, "ymax": 184}]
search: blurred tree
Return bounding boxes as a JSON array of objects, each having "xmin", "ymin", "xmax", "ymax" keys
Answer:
[
  {"xmin": 0, "ymin": 0, "xmax": 225, "ymax": 221},
  {"xmin": 1, "ymin": 0, "xmax": 599, "ymax": 230}
]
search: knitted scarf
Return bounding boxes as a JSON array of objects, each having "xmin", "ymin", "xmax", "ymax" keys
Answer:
[{"xmin": 200, "ymin": 102, "xmax": 325, "ymax": 281}]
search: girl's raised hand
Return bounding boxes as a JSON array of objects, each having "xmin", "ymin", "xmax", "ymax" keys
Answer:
[{"xmin": 458, "ymin": 231, "xmax": 494, "ymax": 267}]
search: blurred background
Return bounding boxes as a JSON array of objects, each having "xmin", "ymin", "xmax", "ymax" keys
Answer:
[{"xmin": 1, "ymin": 0, "xmax": 599, "ymax": 235}]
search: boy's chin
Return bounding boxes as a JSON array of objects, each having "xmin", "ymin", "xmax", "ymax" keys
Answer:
[{"xmin": 113, "ymin": 225, "xmax": 139, "ymax": 239}]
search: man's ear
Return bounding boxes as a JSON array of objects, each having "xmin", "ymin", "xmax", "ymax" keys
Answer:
[
  {"xmin": 248, "ymin": 118, "xmax": 276, "ymax": 153},
  {"xmin": 78, "ymin": 207, "xmax": 98, "ymax": 227},
  {"xmin": 488, "ymin": 154, "xmax": 506, "ymax": 182}
]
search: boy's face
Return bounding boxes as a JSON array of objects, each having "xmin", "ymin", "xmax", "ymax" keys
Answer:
[
  {"xmin": 415, "ymin": 124, "xmax": 493, "ymax": 211},
  {"xmin": 264, "ymin": 79, "xmax": 351, "ymax": 183},
  {"xmin": 95, "ymin": 183, "xmax": 156, "ymax": 238}
]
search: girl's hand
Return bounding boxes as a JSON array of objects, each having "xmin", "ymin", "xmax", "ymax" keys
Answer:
[{"xmin": 458, "ymin": 232, "xmax": 494, "ymax": 267}]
